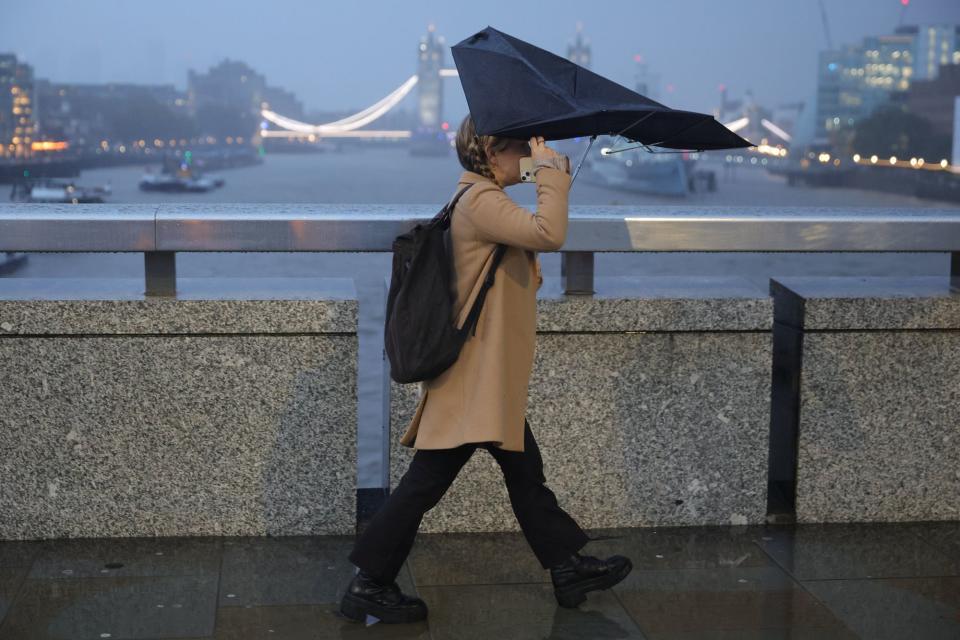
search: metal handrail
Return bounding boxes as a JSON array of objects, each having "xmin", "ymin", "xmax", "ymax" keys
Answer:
[{"xmin": 2, "ymin": 204, "xmax": 959, "ymax": 295}]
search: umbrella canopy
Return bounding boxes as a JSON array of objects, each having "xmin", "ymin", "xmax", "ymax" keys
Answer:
[{"xmin": 451, "ymin": 26, "xmax": 753, "ymax": 151}]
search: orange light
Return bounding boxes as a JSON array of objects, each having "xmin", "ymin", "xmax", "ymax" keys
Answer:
[{"xmin": 31, "ymin": 140, "xmax": 69, "ymax": 151}]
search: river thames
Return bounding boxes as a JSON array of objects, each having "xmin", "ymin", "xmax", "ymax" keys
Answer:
[{"xmin": 3, "ymin": 145, "xmax": 958, "ymax": 289}]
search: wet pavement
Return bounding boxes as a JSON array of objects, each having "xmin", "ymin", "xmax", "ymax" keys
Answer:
[{"xmin": 0, "ymin": 521, "xmax": 958, "ymax": 639}]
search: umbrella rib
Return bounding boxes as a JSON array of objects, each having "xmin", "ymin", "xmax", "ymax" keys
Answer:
[{"xmin": 613, "ymin": 111, "xmax": 658, "ymax": 139}]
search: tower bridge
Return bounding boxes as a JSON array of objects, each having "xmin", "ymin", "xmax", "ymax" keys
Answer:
[
  {"xmin": 259, "ymin": 25, "xmax": 455, "ymax": 143},
  {"xmin": 259, "ymin": 24, "xmax": 786, "ymax": 157}
]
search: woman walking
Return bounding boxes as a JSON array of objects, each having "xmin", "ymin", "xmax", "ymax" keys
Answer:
[{"xmin": 339, "ymin": 114, "xmax": 632, "ymax": 624}]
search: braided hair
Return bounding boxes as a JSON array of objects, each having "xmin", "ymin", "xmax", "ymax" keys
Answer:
[{"xmin": 455, "ymin": 114, "xmax": 511, "ymax": 187}]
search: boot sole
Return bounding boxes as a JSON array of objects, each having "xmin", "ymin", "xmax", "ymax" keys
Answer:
[
  {"xmin": 339, "ymin": 592, "xmax": 427, "ymax": 624},
  {"xmin": 553, "ymin": 558, "xmax": 633, "ymax": 608}
]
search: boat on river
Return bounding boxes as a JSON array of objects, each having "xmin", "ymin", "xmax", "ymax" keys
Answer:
[
  {"xmin": 9, "ymin": 177, "xmax": 111, "ymax": 203},
  {"xmin": 139, "ymin": 163, "xmax": 225, "ymax": 193}
]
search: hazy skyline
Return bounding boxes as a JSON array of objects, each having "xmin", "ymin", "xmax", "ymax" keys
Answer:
[{"xmin": 4, "ymin": 0, "xmax": 960, "ymax": 124}]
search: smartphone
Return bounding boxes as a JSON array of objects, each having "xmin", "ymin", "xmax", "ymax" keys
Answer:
[{"xmin": 519, "ymin": 156, "xmax": 536, "ymax": 183}]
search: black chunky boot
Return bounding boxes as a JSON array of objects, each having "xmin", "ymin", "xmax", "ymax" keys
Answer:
[
  {"xmin": 549, "ymin": 552, "xmax": 633, "ymax": 608},
  {"xmin": 339, "ymin": 570, "xmax": 428, "ymax": 623}
]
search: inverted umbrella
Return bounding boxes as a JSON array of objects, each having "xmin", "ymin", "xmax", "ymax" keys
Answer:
[{"xmin": 451, "ymin": 25, "xmax": 754, "ymax": 154}]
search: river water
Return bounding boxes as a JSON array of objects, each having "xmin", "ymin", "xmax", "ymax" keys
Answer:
[{"xmin": 3, "ymin": 147, "xmax": 958, "ymax": 290}]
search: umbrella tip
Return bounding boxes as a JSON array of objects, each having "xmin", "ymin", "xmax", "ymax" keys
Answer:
[{"xmin": 467, "ymin": 28, "xmax": 490, "ymax": 44}]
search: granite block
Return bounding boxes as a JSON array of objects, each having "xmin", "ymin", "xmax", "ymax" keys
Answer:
[
  {"xmin": 536, "ymin": 275, "xmax": 772, "ymax": 332},
  {"xmin": 771, "ymin": 276, "xmax": 960, "ymax": 330},
  {"xmin": 771, "ymin": 276, "xmax": 960, "ymax": 523},
  {"xmin": 389, "ymin": 279, "xmax": 773, "ymax": 531},
  {"xmin": 795, "ymin": 331, "xmax": 960, "ymax": 522},
  {"xmin": 0, "ymin": 286, "xmax": 358, "ymax": 540},
  {"xmin": 0, "ymin": 277, "xmax": 357, "ymax": 334}
]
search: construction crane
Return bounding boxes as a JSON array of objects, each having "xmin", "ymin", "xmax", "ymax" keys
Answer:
[{"xmin": 817, "ymin": 0, "xmax": 833, "ymax": 50}]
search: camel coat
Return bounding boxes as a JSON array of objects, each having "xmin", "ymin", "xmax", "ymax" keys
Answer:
[{"xmin": 398, "ymin": 165, "xmax": 571, "ymax": 452}]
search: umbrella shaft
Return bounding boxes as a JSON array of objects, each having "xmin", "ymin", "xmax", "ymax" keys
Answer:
[{"xmin": 570, "ymin": 135, "xmax": 596, "ymax": 188}]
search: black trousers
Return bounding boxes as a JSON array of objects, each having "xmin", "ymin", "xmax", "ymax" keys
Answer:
[{"xmin": 348, "ymin": 417, "xmax": 591, "ymax": 585}]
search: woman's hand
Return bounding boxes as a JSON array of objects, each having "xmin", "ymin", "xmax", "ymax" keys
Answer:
[
  {"xmin": 529, "ymin": 136, "xmax": 571, "ymax": 174},
  {"xmin": 528, "ymin": 136, "xmax": 560, "ymax": 164}
]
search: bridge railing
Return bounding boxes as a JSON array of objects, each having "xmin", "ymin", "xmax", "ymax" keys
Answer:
[{"xmin": 1, "ymin": 204, "xmax": 959, "ymax": 293}]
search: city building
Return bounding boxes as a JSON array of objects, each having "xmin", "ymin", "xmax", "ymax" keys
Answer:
[
  {"xmin": 905, "ymin": 62, "xmax": 960, "ymax": 139},
  {"xmin": 815, "ymin": 24, "xmax": 960, "ymax": 140},
  {"xmin": 0, "ymin": 53, "xmax": 36, "ymax": 159},
  {"xmin": 34, "ymin": 80, "xmax": 188, "ymax": 149},
  {"xmin": 188, "ymin": 59, "xmax": 304, "ymax": 123},
  {"xmin": 261, "ymin": 84, "xmax": 303, "ymax": 122},
  {"xmin": 912, "ymin": 24, "xmax": 960, "ymax": 81},
  {"xmin": 187, "ymin": 59, "xmax": 263, "ymax": 118}
]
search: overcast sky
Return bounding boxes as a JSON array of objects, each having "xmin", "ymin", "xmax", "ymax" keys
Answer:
[{"xmin": 4, "ymin": 0, "xmax": 959, "ymax": 124}]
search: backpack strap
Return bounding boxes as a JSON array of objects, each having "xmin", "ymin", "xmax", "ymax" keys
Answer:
[
  {"xmin": 459, "ymin": 243, "xmax": 508, "ymax": 338},
  {"xmin": 431, "ymin": 183, "xmax": 474, "ymax": 228},
  {"xmin": 446, "ymin": 181, "xmax": 505, "ymax": 339},
  {"xmin": 449, "ymin": 182, "xmax": 474, "ymax": 209}
]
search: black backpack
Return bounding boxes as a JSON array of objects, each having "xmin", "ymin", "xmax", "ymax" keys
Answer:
[{"xmin": 384, "ymin": 183, "xmax": 508, "ymax": 383}]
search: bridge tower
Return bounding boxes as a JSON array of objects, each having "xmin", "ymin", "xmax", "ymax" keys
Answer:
[{"xmin": 417, "ymin": 24, "xmax": 445, "ymax": 129}]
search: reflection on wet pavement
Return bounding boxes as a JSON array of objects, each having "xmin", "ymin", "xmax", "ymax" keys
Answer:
[{"xmin": 0, "ymin": 521, "xmax": 957, "ymax": 639}]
